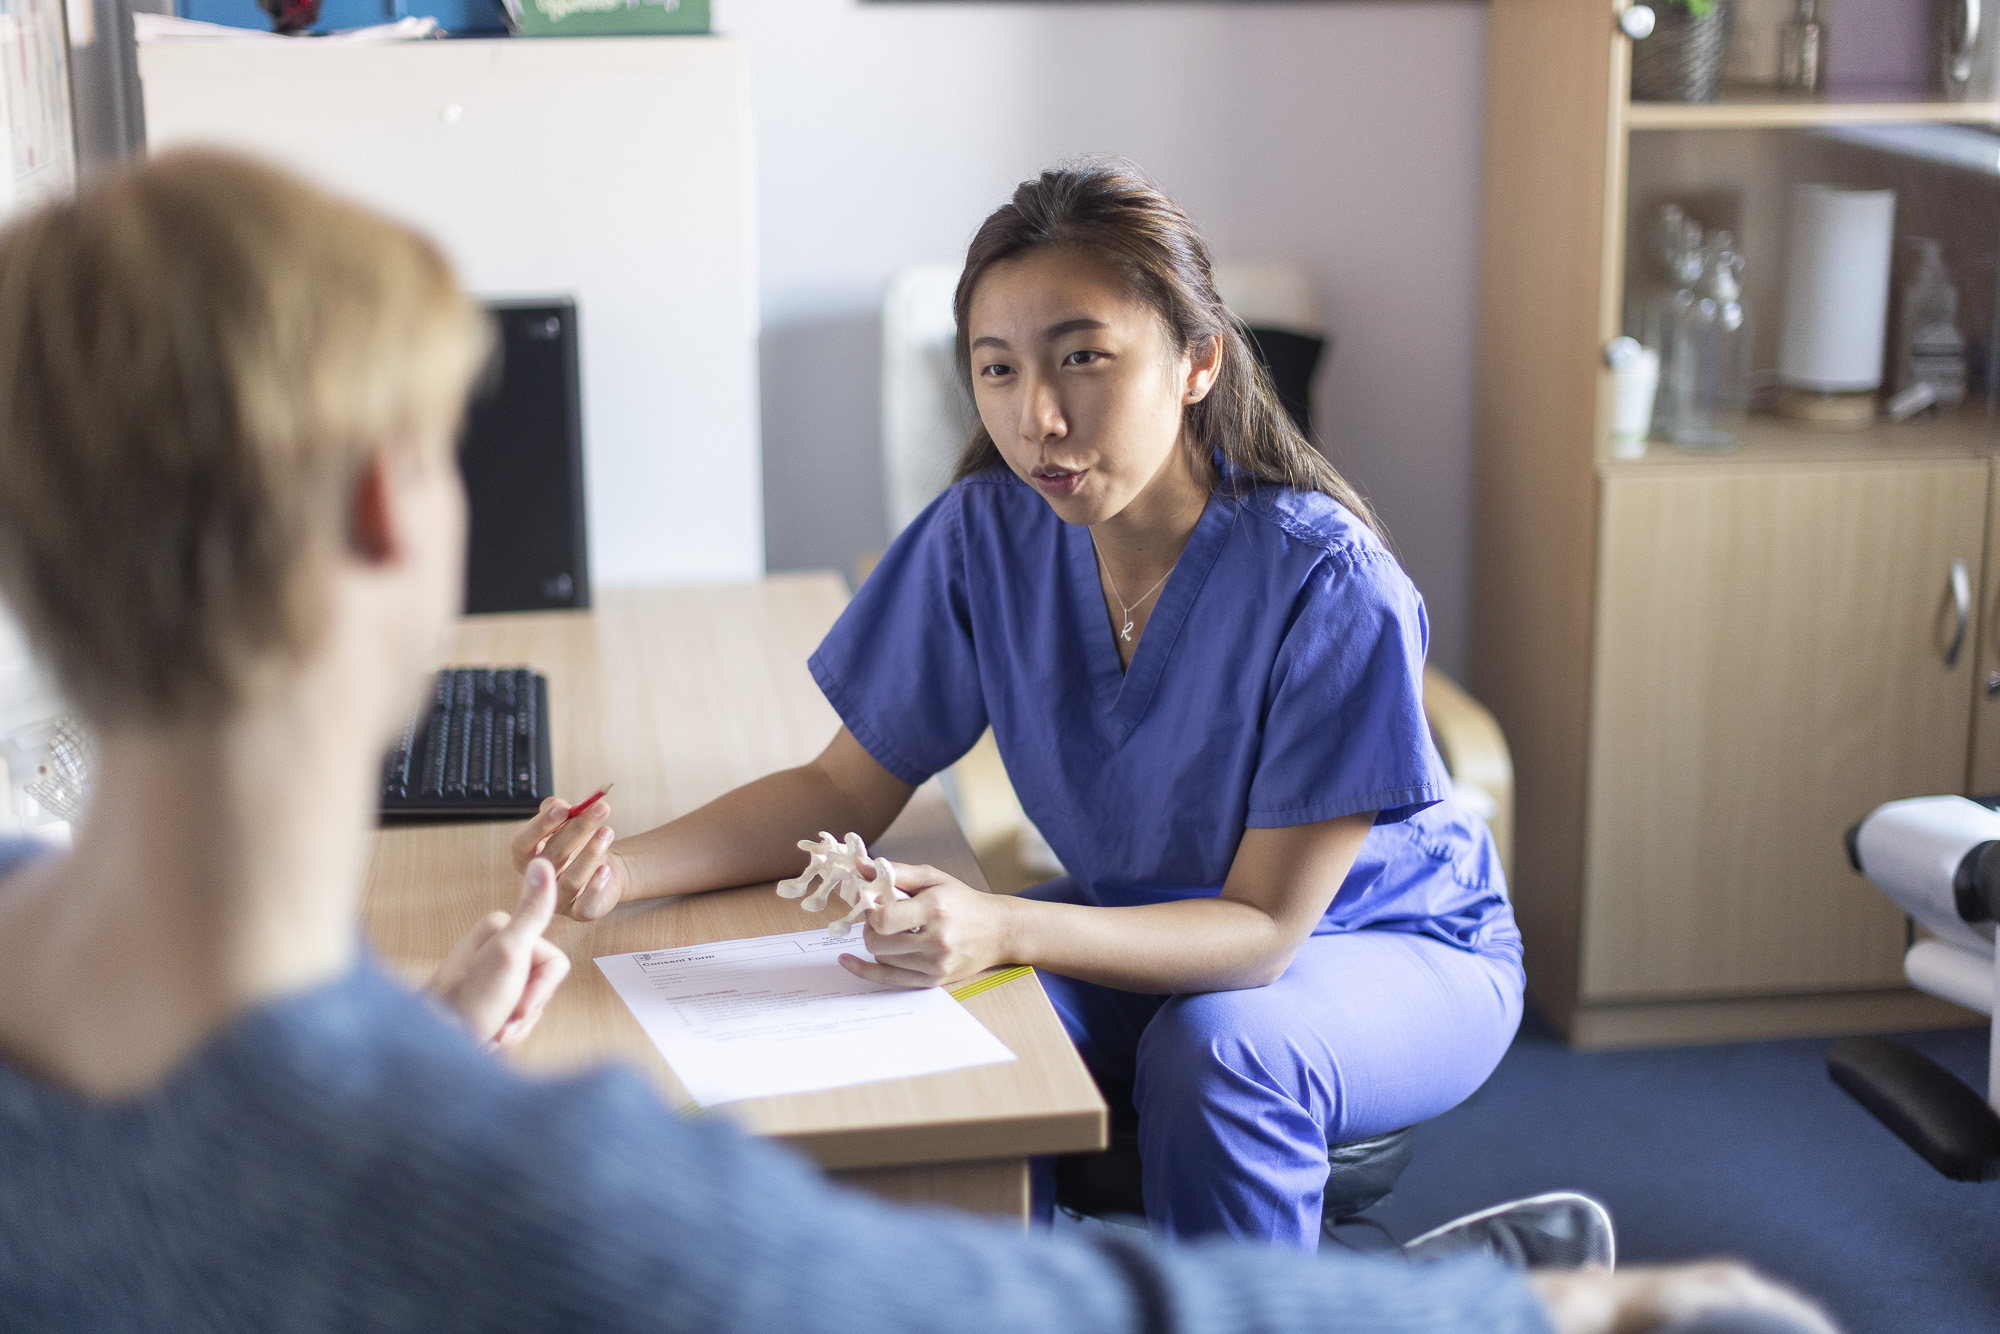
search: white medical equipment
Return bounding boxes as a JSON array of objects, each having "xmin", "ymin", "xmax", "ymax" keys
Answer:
[{"xmin": 1834, "ymin": 795, "xmax": 2000, "ymax": 1179}]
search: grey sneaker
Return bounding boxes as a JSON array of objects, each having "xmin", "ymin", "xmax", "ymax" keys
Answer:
[{"xmin": 1402, "ymin": 1191, "xmax": 1615, "ymax": 1272}]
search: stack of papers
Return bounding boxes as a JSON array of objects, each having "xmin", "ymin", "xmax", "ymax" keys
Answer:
[{"xmin": 597, "ymin": 929, "xmax": 1017, "ymax": 1108}]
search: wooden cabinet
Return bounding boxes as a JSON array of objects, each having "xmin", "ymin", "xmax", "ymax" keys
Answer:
[
  {"xmin": 1475, "ymin": 1, "xmax": 2000, "ymax": 1046},
  {"xmin": 1967, "ymin": 475, "xmax": 2000, "ymax": 794},
  {"xmin": 1584, "ymin": 465, "xmax": 1985, "ymax": 1001}
]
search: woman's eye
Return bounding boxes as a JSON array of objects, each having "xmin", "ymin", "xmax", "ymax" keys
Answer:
[
  {"xmin": 979, "ymin": 362, "xmax": 1013, "ymax": 379},
  {"xmin": 1064, "ymin": 350, "xmax": 1103, "ymax": 367}
]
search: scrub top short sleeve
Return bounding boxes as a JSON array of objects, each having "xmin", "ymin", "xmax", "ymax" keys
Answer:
[
  {"xmin": 1244, "ymin": 551, "xmax": 1447, "ymax": 829},
  {"xmin": 808, "ymin": 489, "xmax": 988, "ymax": 787}
]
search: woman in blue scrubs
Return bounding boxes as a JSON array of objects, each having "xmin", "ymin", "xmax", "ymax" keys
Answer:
[{"xmin": 519, "ymin": 162, "xmax": 1525, "ymax": 1251}]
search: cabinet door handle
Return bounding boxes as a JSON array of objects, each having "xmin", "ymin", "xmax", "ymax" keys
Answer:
[
  {"xmin": 1946, "ymin": 558, "xmax": 1972, "ymax": 669},
  {"xmin": 1619, "ymin": 4, "xmax": 1656, "ymax": 40}
]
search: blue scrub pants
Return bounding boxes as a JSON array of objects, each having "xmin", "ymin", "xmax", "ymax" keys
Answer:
[{"xmin": 1025, "ymin": 878, "xmax": 1524, "ymax": 1250}]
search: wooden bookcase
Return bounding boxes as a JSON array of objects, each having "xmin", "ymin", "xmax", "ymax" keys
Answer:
[{"xmin": 1474, "ymin": 0, "xmax": 2000, "ymax": 1046}]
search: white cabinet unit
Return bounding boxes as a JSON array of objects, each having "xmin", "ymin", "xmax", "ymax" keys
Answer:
[{"xmin": 139, "ymin": 36, "xmax": 761, "ymax": 587}]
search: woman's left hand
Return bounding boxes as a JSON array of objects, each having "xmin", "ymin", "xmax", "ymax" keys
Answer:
[{"xmin": 839, "ymin": 862, "xmax": 1015, "ymax": 989}]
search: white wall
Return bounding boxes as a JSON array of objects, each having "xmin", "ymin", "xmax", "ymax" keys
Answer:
[
  {"xmin": 720, "ymin": 0, "xmax": 1488, "ymax": 677},
  {"xmin": 139, "ymin": 38, "xmax": 763, "ymax": 589}
]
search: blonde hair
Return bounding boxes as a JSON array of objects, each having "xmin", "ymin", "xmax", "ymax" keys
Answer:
[{"xmin": 0, "ymin": 149, "xmax": 491, "ymax": 725}]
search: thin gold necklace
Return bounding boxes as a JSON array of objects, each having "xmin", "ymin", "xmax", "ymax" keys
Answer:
[{"xmin": 1092, "ymin": 543, "xmax": 1176, "ymax": 643}]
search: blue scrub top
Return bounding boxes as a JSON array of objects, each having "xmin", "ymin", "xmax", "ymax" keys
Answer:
[{"xmin": 809, "ymin": 467, "xmax": 1521, "ymax": 963}]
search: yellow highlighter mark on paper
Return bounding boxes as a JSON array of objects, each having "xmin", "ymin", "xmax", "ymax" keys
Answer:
[{"xmin": 949, "ymin": 965, "xmax": 1035, "ymax": 1004}]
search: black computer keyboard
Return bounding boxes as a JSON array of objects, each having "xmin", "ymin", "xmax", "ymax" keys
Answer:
[{"xmin": 380, "ymin": 667, "xmax": 553, "ymax": 821}]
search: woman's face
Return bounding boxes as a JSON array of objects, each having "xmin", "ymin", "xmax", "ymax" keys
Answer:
[{"xmin": 966, "ymin": 249, "xmax": 1216, "ymax": 528}]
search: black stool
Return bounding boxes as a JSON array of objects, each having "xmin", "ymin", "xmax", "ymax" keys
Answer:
[{"xmin": 1052, "ymin": 1081, "xmax": 1419, "ymax": 1232}]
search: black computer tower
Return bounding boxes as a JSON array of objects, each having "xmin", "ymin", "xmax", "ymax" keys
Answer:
[{"xmin": 461, "ymin": 299, "xmax": 590, "ymax": 614}]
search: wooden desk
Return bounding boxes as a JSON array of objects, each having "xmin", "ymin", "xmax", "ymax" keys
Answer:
[{"xmin": 361, "ymin": 577, "xmax": 1106, "ymax": 1219}]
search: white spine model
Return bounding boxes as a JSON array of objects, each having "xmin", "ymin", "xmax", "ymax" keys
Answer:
[{"xmin": 776, "ymin": 831, "xmax": 908, "ymax": 937}]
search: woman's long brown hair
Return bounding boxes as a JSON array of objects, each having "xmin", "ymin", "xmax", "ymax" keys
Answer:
[{"xmin": 949, "ymin": 159, "xmax": 1380, "ymax": 538}]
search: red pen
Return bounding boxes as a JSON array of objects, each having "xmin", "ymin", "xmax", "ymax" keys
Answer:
[{"xmin": 558, "ymin": 782, "xmax": 614, "ymax": 831}]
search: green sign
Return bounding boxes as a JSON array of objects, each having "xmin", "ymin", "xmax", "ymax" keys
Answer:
[{"xmin": 505, "ymin": 0, "xmax": 708, "ymax": 38}]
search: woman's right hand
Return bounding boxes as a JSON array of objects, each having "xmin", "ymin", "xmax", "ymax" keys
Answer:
[{"xmin": 512, "ymin": 794, "xmax": 630, "ymax": 921}]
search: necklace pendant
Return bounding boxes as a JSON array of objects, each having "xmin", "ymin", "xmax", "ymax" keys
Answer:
[{"xmin": 1120, "ymin": 619, "xmax": 1134, "ymax": 642}]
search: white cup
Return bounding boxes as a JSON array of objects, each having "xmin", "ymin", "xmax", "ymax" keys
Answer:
[{"xmin": 1609, "ymin": 346, "xmax": 1660, "ymax": 459}]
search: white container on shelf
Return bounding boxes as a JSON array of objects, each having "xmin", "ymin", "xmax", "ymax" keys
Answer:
[
  {"xmin": 1606, "ymin": 337, "xmax": 1660, "ymax": 459},
  {"xmin": 1777, "ymin": 184, "xmax": 1896, "ymax": 427}
]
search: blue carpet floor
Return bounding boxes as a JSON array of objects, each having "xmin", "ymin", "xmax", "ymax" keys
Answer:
[{"xmin": 1368, "ymin": 1015, "xmax": 2000, "ymax": 1334}]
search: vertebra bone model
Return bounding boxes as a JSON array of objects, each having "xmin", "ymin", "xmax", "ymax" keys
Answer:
[{"xmin": 776, "ymin": 831, "xmax": 908, "ymax": 937}]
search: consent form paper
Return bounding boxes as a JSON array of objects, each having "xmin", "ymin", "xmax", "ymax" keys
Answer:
[{"xmin": 596, "ymin": 929, "xmax": 1017, "ymax": 1107}]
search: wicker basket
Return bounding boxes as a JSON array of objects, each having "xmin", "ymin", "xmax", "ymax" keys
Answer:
[{"xmin": 1631, "ymin": 1, "xmax": 1733, "ymax": 103}]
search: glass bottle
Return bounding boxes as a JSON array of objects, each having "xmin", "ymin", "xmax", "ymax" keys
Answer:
[
  {"xmin": 1777, "ymin": 0, "xmax": 1826, "ymax": 94},
  {"xmin": 1647, "ymin": 209, "xmax": 1706, "ymax": 442},
  {"xmin": 1635, "ymin": 206, "xmax": 1699, "ymax": 349},
  {"xmin": 1668, "ymin": 232, "xmax": 1750, "ymax": 452},
  {"xmin": 1896, "ymin": 238, "xmax": 1966, "ymax": 408}
]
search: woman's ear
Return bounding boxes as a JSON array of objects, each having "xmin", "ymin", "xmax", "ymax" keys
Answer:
[{"xmin": 1183, "ymin": 333, "xmax": 1224, "ymax": 405}]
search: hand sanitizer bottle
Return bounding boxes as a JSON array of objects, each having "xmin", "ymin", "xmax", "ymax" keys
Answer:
[{"xmin": 1898, "ymin": 238, "xmax": 1965, "ymax": 409}]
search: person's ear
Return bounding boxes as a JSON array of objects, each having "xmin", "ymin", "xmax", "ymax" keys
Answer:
[
  {"xmin": 347, "ymin": 449, "xmax": 405, "ymax": 567},
  {"xmin": 1183, "ymin": 333, "xmax": 1223, "ymax": 405}
]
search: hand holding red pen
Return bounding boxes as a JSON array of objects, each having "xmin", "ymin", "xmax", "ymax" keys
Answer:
[{"xmin": 512, "ymin": 782, "xmax": 630, "ymax": 921}]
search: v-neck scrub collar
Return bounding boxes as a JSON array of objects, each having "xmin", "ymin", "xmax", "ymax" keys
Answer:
[{"xmin": 1065, "ymin": 489, "xmax": 1235, "ymax": 744}]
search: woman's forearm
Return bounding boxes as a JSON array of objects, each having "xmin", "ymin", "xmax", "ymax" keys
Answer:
[
  {"xmin": 1002, "ymin": 894, "xmax": 1305, "ymax": 993},
  {"xmin": 613, "ymin": 764, "xmax": 900, "ymax": 903},
  {"xmin": 994, "ymin": 815, "xmax": 1371, "ymax": 993},
  {"xmin": 845, "ymin": 816, "xmax": 1369, "ymax": 993}
]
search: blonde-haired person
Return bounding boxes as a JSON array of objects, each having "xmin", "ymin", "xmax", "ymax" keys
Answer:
[
  {"xmin": 0, "ymin": 150, "xmax": 1832, "ymax": 1334},
  {"xmin": 0, "ymin": 149, "xmax": 566, "ymax": 1075}
]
